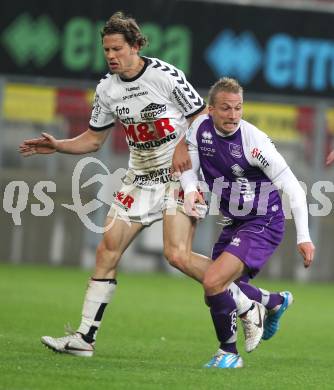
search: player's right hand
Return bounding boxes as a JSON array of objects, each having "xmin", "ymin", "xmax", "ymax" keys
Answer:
[
  {"xmin": 297, "ymin": 241, "xmax": 315, "ymax": 268},
  {"xmin": 19, "ymin": 132, "xmax": 59, "ymax": 156},
  {"xmin": 326, "ymin": 149, "xmax": 334, "ymax": 166},
  {"xmin": 184, "ymin": 191, "xmax": 205, "ymax": 219}
]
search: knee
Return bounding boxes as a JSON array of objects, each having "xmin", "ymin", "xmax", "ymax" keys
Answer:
[
  {"xmin": 203, "ymin": 270, "xmax": 228, "ymax": 295},
  {"xmin": 164, "ymin": 246, "xmax": 188, "ymax": 271},
  {"xmin": 202, "ymin": 272, "xmax": 218, "ymax": 293}
]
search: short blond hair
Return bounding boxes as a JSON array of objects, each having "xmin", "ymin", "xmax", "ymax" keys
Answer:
[{"xmin": 208, "ymin": 77, "xmax": 243, "ymax": 105}]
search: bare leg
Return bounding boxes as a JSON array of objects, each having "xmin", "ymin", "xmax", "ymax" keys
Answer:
[
  {"xmin": 93, "ymin": 216, "xmax": 144, "ymax": 279},
  {"xmin": 41, "ymin": 216, "xmax": 145, "ymax": 355},
  {"xmin": 77, "ymin": 217, "xmax": 143, "ymax": 342},
  {"xmin": 203, "ymin": 252, "xmax": 245, "ymax": 295},
  {"xmin": 163, "ymin": 210, "xmax": 252, "ymax": 312},
  {"xmin": 163, "ymin": 210, "xmax": 211, "ymax": 281},
  {"xmin": 163, "ymin": 211, "xmax": 264, "ymax": 353}
]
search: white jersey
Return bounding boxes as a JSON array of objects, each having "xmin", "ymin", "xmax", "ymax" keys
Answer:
[{"xmin": 89, "ymin": 57, "xmax": 206, "ymax": 174}]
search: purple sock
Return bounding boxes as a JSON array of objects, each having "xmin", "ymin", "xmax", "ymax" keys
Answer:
[
  {"xmin": 206, "ymin": 291, "xmax": 238, "ymax": 354},
  {"xmin": 237, "ymin": 281, "xmax": 283, "ymax": 310},
  {"xmin": 236, "ymin": 274, "xmax": 250, "ymax": 283},
  {"xmin": 267, "ymin": 293, "xmax": 284, "ymax": 310},
  {"xmin": 237, "ymin": 281, "xmax": 262, "ymax": 302}
]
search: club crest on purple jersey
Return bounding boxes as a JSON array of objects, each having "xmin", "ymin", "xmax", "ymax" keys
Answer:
[{"xmin": 229, "ymin": 143, "xmax": 243, "ymax": 158}]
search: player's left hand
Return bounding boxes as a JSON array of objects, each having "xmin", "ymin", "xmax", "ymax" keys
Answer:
[
  {"xmin": 171, "ymin": 137, "xmax": 191, "ymax": 174},
  {"xmin": 297, "ymin": 241, "xmax": 315, "ymax": 268}
]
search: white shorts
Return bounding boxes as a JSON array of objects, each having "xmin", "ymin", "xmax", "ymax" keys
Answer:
[{"xmin": 108, "ymin": 168, "xmax": 207, "ymax": 225}]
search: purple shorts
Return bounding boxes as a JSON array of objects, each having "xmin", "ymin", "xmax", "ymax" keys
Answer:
[{"xmin": 211, "ymin": 215, "xmax": 285, "ymax": 278}]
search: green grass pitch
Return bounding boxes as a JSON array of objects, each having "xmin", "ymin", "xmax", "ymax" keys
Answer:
[{"xmin": 0, "ymin": 263, "xmax": 333, "ymax": 390}]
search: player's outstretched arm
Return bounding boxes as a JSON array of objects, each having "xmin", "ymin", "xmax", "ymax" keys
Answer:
[
  {"xmin": 19, "ymin": 128, "xmax": 110, "ymax": 157},
  {"xmin": 326, "ymin": 149, "xmax": 334, "ymax": 165},
  {"xmin": 297, "ymin": 241, "xmax": 315, "ymax": 268}
]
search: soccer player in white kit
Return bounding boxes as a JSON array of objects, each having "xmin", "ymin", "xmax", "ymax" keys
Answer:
[{"xmin": 20, "ymin": 11, "xmax": 265, "ymax": 358}]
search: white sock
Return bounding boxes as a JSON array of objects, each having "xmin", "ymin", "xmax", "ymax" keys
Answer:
[
  {"xmin": 77, "ymin": 278, "xmax": 117, "ymax": 342},
  {"xmin": 259, "ymin": 288, "xmax": 270, "ymax": 306},
  {"xmin": 228, "ymin": 282, "xmax": 253, "ymax": 316}
]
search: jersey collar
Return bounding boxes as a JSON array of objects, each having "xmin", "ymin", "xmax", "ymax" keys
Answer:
[
  {"xmin": 119, "ymin": 57, "xmax": 150, "ymax": 82},
  {"xmin": 213, "ymin": 122, "xmax": 241, "ymax": 139}
]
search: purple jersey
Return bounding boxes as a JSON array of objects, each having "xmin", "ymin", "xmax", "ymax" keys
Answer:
[
  {"xmin": 183, "ymin": 115, "xmax": 308, "ymax": 275},
  {"xmin": 194, "ymin": 116, "xmax": 284, "ymax": 221}
]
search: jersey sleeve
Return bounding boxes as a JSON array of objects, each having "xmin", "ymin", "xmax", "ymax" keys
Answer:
[
  {"xmin": 185, "ymin": 114, "xmax": 208, "ymax": 150},
  {"xmin": 244, "ymin": 125, "xmax": 311, "ymax": 244},
  {"xmin": 89, "ymin": 83, "xmax": 115, "ymax": 131},
  {"xmin": 180, "ymin": 150, "xmax": 201, "ymax": 194},
  {"xmin": 275, "ymin": 168, "xmax": 311, "ymax": 244},
  {"xmin": 246, "ymin": 129, "xmax": 289, "ymax": 182},
  {"xmin": 167, "ymin": 68, "xmax": 206, "ymax": 119},
  {"xmin": 180, "ymin": 115, "xmax": 204, "ymax": 193},
  {"xmin": 185, "ymin": 122, "xmax": 198, "ymax": 150}
]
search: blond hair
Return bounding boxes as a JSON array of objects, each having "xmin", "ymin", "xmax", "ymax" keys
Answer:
[{"xmin": 208, "ymin": 77, "xmax": 243, "ymax": 105}]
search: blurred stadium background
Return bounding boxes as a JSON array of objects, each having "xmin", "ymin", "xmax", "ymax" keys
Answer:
[{"xmin": 1, "ymin": 0, "xmax": 334, "ymax": 281}]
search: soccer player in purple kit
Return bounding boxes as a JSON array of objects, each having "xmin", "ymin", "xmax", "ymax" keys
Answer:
[{"xmin": 180, "ymin": 77, "xmax": 315, "ymax": 368}]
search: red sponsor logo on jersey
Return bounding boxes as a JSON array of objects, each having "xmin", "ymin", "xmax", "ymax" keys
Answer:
[
  {"xmin": 122, "ymin": 118, "xmax": 175, "ymax": 142},
  {"xmin": 251, "ymin": 147, "xmax": 260, "ymax": 158},
  {"xmin": 251, "ymin": 148, "xmax": 270, "ymax": 168},
  {"xmin": 115, "ymin": 192, "xmax": 134, "ymax": 209}
]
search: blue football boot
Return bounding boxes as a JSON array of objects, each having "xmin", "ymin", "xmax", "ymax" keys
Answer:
[
  {"xmin": 262, "ymin": 291, "xmax": 293, "ymax": 340},
  {"xmin": 204, "ymin": 349, "xmax": 243, "ymax": 368}
]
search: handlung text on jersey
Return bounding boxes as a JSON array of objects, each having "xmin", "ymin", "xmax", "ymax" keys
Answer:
[
  {"xmin": 128, "ymin": 133, "xmax": 177, "ymax": 149},
  {"xmin": 122, "ymin": 118, "xmax": 177, "ymax": 149}
]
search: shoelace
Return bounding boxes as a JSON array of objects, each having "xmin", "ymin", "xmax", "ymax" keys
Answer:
[
  {"xmin": 211, "ymin": 351, "xmax": 225, "ymax": 367},
  {"xmin": 50, "ymin": 323, "xmax": 79, "ymax": 343},
  {"xmin": 63, "ymin": 323, "xmax": 94, "ymax": 347},
  {"xmin": 64, "ymin": 322, "xmax": 76, "ymax": 336}
]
